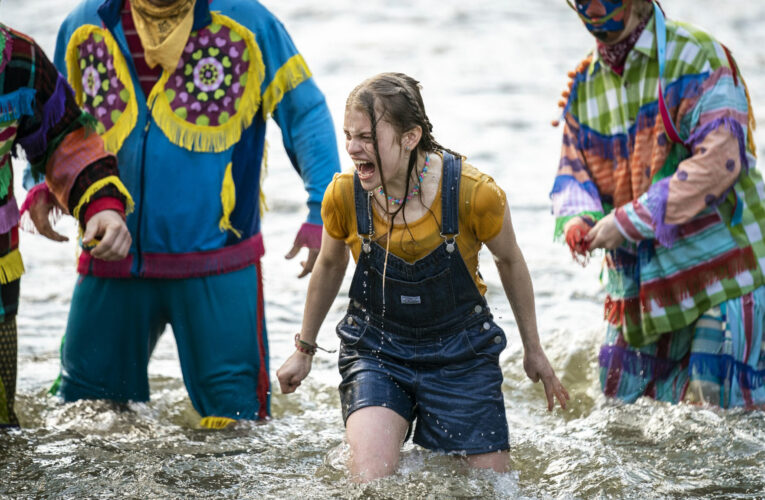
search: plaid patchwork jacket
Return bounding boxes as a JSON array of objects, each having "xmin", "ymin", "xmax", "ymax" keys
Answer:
[
  {"xmin": 0, "ymin": 24, "xmax": 127, "ymax": 297},
  {"xmin": 551, "ymin": 13, "xmax": 765, "ymax": 347}
]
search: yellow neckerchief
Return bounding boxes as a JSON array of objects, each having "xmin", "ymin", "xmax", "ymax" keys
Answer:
[{"xmin": 129, "ymin": 0, "xmax": 195, "ymax": 73}]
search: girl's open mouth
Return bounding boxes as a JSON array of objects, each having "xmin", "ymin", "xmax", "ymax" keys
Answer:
[{"xmin": 354, "ymin": 160, "xmax": 376, "ymax": 181}]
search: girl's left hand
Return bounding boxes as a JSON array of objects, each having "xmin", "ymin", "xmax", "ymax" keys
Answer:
[
  {"xmin": 584, "ymin": 213, "xmax": 624, "ymax": 250},
  {"xmin": 523, "ymin": 349, "xmax": 570, "ymax": 411}
]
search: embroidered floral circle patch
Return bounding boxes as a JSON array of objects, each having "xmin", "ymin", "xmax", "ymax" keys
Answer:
[
  {"xmin": 76, "ymin": 32, "xmax": 129, "ymax": 135},
  {"xmin": 165, "ymin": 22, "xmax": 250, "ymax": 127}
]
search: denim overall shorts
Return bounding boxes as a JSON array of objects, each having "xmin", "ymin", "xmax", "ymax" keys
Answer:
[{"xmin": 337, "ymin": 152, "xmax": 509, "ymax": 455}]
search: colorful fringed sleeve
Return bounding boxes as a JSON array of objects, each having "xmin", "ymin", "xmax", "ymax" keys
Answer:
[
  {"xmin": 550, "ymin": 117, "xmax": 606, "ymax": 241},
  {"xmin": 13, "ymin": 31, "xmax": 133, "ymax": 230},
  {"xmin": 605, "ymin": 48, "xmax": 765, "ymax": 346},
  {"xmin": 613, "ymin": 64, "xmax": 755, "ymax": 248}
]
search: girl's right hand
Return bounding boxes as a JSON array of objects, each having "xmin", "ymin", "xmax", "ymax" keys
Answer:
[
  {"xmin": 276, "ymin": 351, "xmax": 314, "ymax": 394},
  {"xmin": 523, "ymin": 348, "xmax": 570, "ymax": 411}
]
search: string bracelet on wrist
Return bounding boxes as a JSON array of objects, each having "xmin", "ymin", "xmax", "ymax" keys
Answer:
[{"xmin": 294, "ymin": 333, "xmax": 336, "ymax": 356}]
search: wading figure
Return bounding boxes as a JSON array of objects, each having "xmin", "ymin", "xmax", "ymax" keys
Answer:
[
  {"xmin": 553, "ymin": 0, "xmax": 765, "ymax": 407},
  {"xmin": 0, "ymin": 23, "xmax": 131, "ymax": 427},
  {"xmin": 39, "ymin": 0, "xmax": 340, "ymax": 427},
  {"xmin": 277, "ymin": 73, "xmax": 568, "ymax": 481}
]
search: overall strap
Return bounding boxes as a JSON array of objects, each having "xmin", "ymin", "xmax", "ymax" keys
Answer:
[
  {"xmin": 353, "ymin": 172, "xmax": 372, "ymax": 237},
  {"xmin": 440, "ymin": 151, "xmax": 462, "ymax": 238}
]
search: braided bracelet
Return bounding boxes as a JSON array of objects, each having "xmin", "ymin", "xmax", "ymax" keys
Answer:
[
  {"xmin": 294, "ymin": 333, "xmax": 317, "ymax": 356},
  {"xmin": 294, "ymin": 333, "xmax": 337, "ymax": 355}
]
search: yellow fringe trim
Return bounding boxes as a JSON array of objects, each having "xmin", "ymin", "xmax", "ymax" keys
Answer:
[
  {"xmin": 72, "ymin": 175, "xmax": 136, "ymax": 222},
  {"xmin": 218, "ymin": 162, "xmax": 241, "ymax": 238},
  {"xmin": 66, "ymin": 25, "xmax": 138, "ymax": 154},
  {"xmin": 259, "ymin": 139, "xmax": 269, "ymax": 217},
  {"xmin": 261, "ymin": 54, "xmax": 312, "ymax": 120},
  {"xmin": 146, "ymin": 12, "xmax": 265, "ymax": 153},
  {"xmin": 0, "ymin": 249, "xmax": 24, "ymax": 284},
  {"xmin": 199, "ymin": 416, "xmax": 236, "ymax": 429}
]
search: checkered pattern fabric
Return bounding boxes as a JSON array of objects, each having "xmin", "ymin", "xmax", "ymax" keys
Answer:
[
  {"xmin": 600, "ymin": 287, "xmax": 765, "ymax": 408},
  {"xmin": 0, "ymin": 316, "xmax": 18, "ymax": 427},
  {"xmin": 552, "ymin": 13, "xmax": 765, "ymax": 346}
]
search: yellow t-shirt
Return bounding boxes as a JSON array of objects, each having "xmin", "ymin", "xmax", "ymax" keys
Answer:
[{"xmin": 321, "ymin": 161, "xmax": 506, "ymax": 295}]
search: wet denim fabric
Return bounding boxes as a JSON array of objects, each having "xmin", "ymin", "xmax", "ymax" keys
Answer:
[{"xmin": 337, "ymin": 152, "xmax": 509, "ymax": 455}]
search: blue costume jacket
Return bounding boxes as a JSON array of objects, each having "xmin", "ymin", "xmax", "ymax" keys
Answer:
[{"xmin": 47, "ymin": 0, "xmax": 339, "ymax": 278}]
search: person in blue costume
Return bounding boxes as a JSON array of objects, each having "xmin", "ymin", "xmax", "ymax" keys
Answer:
[
  {"xmin": 277, "ymin": 73, "xmax": 569, "ymax": 481},
  {"xmin": 37, "ymin": 0, "xmax": 340, "ymax": 428}
]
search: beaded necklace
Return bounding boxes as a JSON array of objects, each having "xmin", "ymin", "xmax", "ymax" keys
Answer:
[{"xmin": 377, "ymin": 153, "xmax": 430, "ymax": 205}]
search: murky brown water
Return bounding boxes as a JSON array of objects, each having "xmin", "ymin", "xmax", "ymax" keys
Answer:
[{"xmin": 2, "ymin": 0, "xmax": 765, "ymax": 498}]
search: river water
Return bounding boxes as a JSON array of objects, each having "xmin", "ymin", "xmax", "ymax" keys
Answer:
[{"xmin": 2, "ymin": 0, "xmax": 764, "ymax": 498}]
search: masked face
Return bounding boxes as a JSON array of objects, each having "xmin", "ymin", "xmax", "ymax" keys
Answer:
[{"xmin": 567, "ymin": 0, "xmax": 631, "ymax": 42}]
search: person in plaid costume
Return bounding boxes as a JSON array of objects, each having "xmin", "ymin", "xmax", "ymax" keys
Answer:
[
  {"xmin": 0, "ymin": 24, "xmax": 131, "ymax": 427},
  {"xmin": 553, "ymin": 0, "xmax": 765, "ymax": 408}
]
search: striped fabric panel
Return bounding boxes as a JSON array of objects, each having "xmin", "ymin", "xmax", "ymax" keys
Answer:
[
  {"xmin": 731, "ymin": 170, "xmax": 765, "ymax": 273},
  {"xmin": 601, "ymin": 287, "xmax": 765, "ymax": 407},
  {"xmin": 605, "ymin": 253, "xmax": 761, "ymax": 347},
  {"xmin": 599, "ymin": 319, "xmax": 691, "ymax": 403},
  {"xmin": 640, "ymin": 217, "xmax": 740, "ymax": 282},
  {"xmin": 0, "ymin": 123, "xmax": 16, "ymax": 201},
  {"xmin": 551, "ymin": 176, "xmax": 603, "ymax": 217},
  {"xmin": 44, "ymin": 126, "xmax": 114, "ymax": 210},
  {"xmin": 0, "ymin": 124, "xmax": 15, "ymax": 156},
  {"xmin": 686, "ymin": 68, "xmax": 749, "ymax": 130},
  {"xmin": 615, "ymin": 200, "xmax": 654, "ymax": 240},
  {"xmin": 641, "ymin": 269, "xmax": 759, "ymax": 340},
  {"xmin": 121, "ymin": 0, "xmax": 161, "ymax": 97},
  {"xmin": 604, "ymin": 247, "xmax": 640, "ymax": 298},
  {"xmin": 622, "ymin": 204, "xmax": 741, "ymax": 250},
  {"xmin": 614, "ymin": 209, "xmax": 642, "ymax": 241}
]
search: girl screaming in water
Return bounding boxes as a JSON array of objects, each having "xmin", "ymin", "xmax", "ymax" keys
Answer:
[{"xmin": 277, "ymin": 72, "xmax": 569, "ymax": 481}]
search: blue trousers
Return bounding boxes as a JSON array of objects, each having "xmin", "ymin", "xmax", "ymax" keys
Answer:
[{"xmin": 58, "ymin": 264, "xmax": 270, "ymax": 420}]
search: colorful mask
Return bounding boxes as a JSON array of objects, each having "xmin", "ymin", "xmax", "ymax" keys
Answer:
[{"xmin": 566, "ymin": 0, "xmax": 630, "ymax": 35}]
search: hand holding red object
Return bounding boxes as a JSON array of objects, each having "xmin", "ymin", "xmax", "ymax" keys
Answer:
[{"xmin": 565, "ymin": 218, "xmax": 592, "ymax": 266}]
